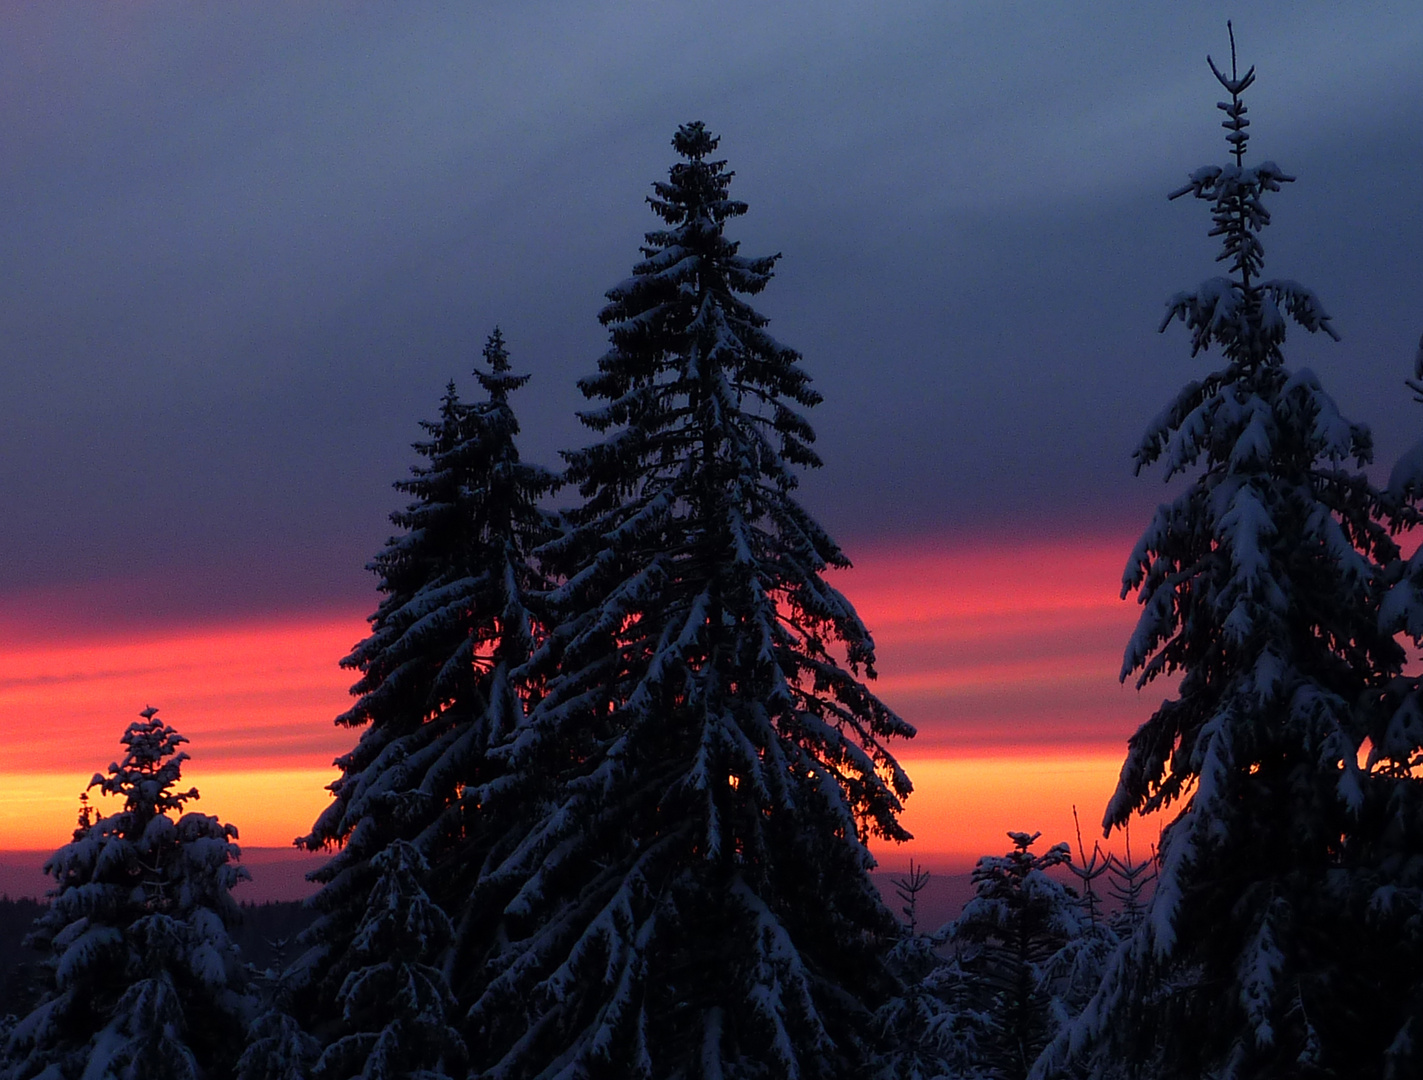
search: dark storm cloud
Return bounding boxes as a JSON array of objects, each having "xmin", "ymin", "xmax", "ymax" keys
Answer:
[{"xmin": 2, "ymin": 2, "xmax": 1421, "ymax": 618}]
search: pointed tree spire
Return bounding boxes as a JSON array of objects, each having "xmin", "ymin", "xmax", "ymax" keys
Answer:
[
  {"xmin": 1036, "ymin": 36, "xmax": 1409, "ymax": 1078},
  {"xmin": 475, "ymin": 325, "xmax": 523, "ymax": 403},
  {"xmin": 89, "ymin": 705, "xmax": 200, "ymax": 822}
]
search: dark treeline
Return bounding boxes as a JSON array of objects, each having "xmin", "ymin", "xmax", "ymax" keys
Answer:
[
  {"xmin": 229, "ymin": 903, "xmax": 318, "ymax": 979},
  {"xmin": 3, "ymin": 33, "xmax": 1423, "ymax": 1080},
  {"xmin": 0, "ymin": 900, "xmax": 44, "ymax": 1020}
]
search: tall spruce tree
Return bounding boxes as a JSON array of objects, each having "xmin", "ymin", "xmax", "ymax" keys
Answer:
[
  {"xmin": 297, "ymin": 330, "xmax": 555, "ymax": 1036},
  {"xmin": 3, "ymin": 709, "xmax": 251, "ymax": 1080},
  {"xmin": 468, "ymin": 122, "xmax": 915, "ymax": 1079},
  {"xmin": 1037, "ymin": 31, "xmax": 1406, "ymax": 1079}
]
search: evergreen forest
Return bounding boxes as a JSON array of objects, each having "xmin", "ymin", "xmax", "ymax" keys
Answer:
[{"xmin": 3, "ymin": 38, "xmax": 1423, "ymax": 1080}]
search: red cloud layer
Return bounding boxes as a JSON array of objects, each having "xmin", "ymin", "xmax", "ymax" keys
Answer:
[
  {"xmin": 0, "ymin": 613, "xmax": 365, "ymax": 773},
  {"xmin": 840, "ymin": 534, "xmax": 1163, "ymax": 751},
  {"xmin": 0, "ymin": 533, "xmax": 1163, "ymax": 861}
]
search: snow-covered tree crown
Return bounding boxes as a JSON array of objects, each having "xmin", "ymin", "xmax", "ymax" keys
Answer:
[
  {"xmin": 652, "ymin": 120, "xmax": 753, "ymax": 231},
  {"xmin": 475, "ymin": 325, "xmax": 527, "ymax": 405},
  {"xmin": 554, "ymin": 119, "xmax": 908, "ymax": 810},
  {"xmin": 329, "ymin": 326, "xmax": 553, "ymax": 738},
  {"xmin": 88, "ymin": 705, "xmax": 200, "ymax": 821},
  {"xmin": 574, "ymin": 118, "xmax": 823, "ymax": 498},
  {"xmin": 470, "ymin": 123, "xmax": 910, "ymax": 1080},
  {"xmin": 6, "ymin": 709, "xmax": 250, "ymax": 1080},
  {"xmin": 1115, "ymin": 33, "xmax": 1387, "ymax": 827},
  {"xmin": 1129, "ymin": 25, "xmax": 1368, "ymax": 502},
  {"xmin": 1155, "ymin": 23, "xmax": 1337, "ymax": 377}
]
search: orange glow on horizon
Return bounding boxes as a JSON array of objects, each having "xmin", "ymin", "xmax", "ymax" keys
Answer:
[
  {"xmin": 1, "ymin": 751, "xmax": 1165, "ymax": 867},
  {"xmin": 874, "ymin": 752, "xmax": 1167, "ymax": 872},
  {"xmin": 0, "ymin": 768, "xmax": 339, "ymax": 851},
  {"xmin": 0, "ymin": 533, "xmax": 1166, "ymax": 861}
]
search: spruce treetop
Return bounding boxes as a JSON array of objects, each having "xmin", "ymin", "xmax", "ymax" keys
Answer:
[
  {"xmin": 1155, "ymin": 24, "xmax": 1337, "ymax": 374},
  {"xmin": 949, "ymin": 833, "xmax": 1089, "ymax": 1080},
  {"xmin": 88, "ymin": 706, "xmax": 200, "ymax": 822},
  {"xmin": 1111, "ymin": 31, "xmax": 1393, "ymax": 838},
  {"xmin": 323, "ymin": 326, "xmax": 552, "ymax": 743},
  {"xmin": 551, "ymin": 119, "xmax": 909, "ymax": 843},
  {"xmin": 572, "ymin": 119, "xmax": 824, "ymax": 505},
  {"xmin": 296, "ymin": 329, "xmax": 553, "ymax": 1063},
  {"xmin": 474, "ymin": 325, "xmax": 527, "ymax": 404},
  {"xmin": 670, "ymin": 118, "xmax": 717, "ymax": 161},
  {"xmin": 5, "ymin": 709, "xmax": 250, "ymax": 1080}
]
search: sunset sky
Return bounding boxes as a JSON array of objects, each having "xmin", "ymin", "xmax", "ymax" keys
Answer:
[
  {"xmin": 0, "ymin": 540, "xmax": 1156, "ymax": 864},
  {"xmin": 2, "ymin": 4, "xmax": 1422, "ymax": 894}
]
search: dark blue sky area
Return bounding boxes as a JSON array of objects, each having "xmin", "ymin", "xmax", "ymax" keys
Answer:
[{"xmin": 2, "ymin": 3, "xmax": 1421, "ymax": 621}]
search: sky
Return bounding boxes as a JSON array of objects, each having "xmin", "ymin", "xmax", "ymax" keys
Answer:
[{"xmin": 2, "ymin": 3, "xmax": 1422, "ymax": 893}]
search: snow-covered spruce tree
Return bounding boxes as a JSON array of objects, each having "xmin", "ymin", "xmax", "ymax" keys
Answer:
[
  {"xmin": 1361, "ymin": 341, "xmax": 1423, "ymax": 1076},
  {"xmin": 3, "ymin": 709, "xmax": 251, "ymax": 1080},
  {"xmin": 946, "ymin": 833, "xmax": 1087, "ymax": 1080},
  {"xmin": 236, "ymin": 936, "xmax": 321, "ymax": 1080},
  {"xmin": 1036, "ymin": 34, "xmax": 1406, "ymax": 1080},
  {"xmin": 1103, "ymin": 828, "xmax": 1154, "ymax": 942},
  {"xmin": 296, "ymin": 330, "xmax": 556, "ymax": 1029},
  {"xmin": 236, "ymin": 1003, "xmax": 321, "ymax": 1080},
  {"xmin": 312, "ymin": 842, "xmax": 465, "ymax": 1080},
  {"xmin": 873, "ymin": 863, "xmax": 996, "ymax": 1080},
  {"xmin": 469, "ymin": 122, "xmax": 915, "ymax": 1079}
]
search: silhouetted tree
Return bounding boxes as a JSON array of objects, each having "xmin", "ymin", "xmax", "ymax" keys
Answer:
[
  {"xmin": 3, "ymin": 709, "xmax": 250, "ymax": 1080},
  {"xmin": 469, "ymin": 122, "xmax": 915, "ymax": 1079},
  {"xmin": 297, "ymin": 330, "xmax": 555, "ymax": 1038},
  {"xmin": 948, "ymin": 833, "xmax": 1085, "ymax": 1080},
  {"xmin": 1038, "ymin": 29, "xmax": 1407, "ymax": 1079}
]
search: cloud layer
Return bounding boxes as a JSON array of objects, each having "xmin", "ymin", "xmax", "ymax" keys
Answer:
[
  {"xmin": 2, "ymin": 3, "xmax": 1421, "ymax": 613},
  {"xmin": 0, "ymin": 535, "xmax": 1166, "ymax": 859}
]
